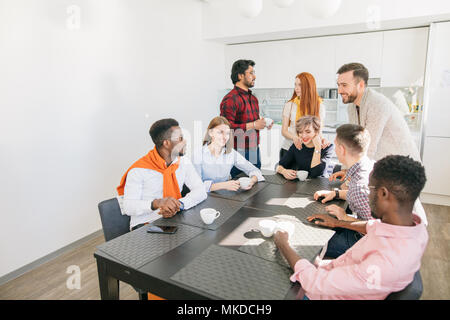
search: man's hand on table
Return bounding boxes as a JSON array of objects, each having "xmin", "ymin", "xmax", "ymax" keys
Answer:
[
  {"xmin": 325, "ymin": 204, "xmax": 347, "ymax": 220},
  {"xmin": 274, "ymin": 230, "xmax": 302, "ymax": 270},
  {"xmin": 152, "ymin": 197, "xmax": 180, "ymax": 218},
  {"xmin": 329, "ymin": 170, "xmax": 347, "ymax": 182},
  {"xmin": 273, "ymin": 230, "xmax": 289, "ymax": 247},
  {"xmin": 314, "ymin": 190, "xmax": 335, "ymax": 203},
  {"xmin": 306, "ymin": 214, "xmax": 339, "ymax": 228}
]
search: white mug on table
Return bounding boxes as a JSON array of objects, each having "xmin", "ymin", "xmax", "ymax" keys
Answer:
[
  {"xmin": 238, "ymin": 177, "xmax": 252, "ymax": 189},
  {"xmin": 200, "ymin": 208, "xmax": 221, "ymax": 225},
  {"xmin": 297, "ymin": 170, "xmax": 308, "ymax": 181}
]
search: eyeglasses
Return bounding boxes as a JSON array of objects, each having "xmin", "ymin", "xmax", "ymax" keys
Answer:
[{"xmin": 170, "ymin": 135, "xmax": 184, "ymax": 142}]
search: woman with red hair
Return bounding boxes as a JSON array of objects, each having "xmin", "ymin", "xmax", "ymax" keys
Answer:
[{"xmin": 280, "ymin": 72, "xmax": 327, "ymax": 162}]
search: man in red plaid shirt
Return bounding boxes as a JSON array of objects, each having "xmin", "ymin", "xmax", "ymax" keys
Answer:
[
  {"xmin": 220, "ymin": 59, "xmax": 273, "ymax": 178},
  {"xmin": 309, "ymin": 124, "xmax": 375, "ymax": 258}
]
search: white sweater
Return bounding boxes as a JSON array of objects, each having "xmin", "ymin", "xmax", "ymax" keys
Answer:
[{"xmin": 347, "ymin": 88, "xmax": 421, "ymax": 162}]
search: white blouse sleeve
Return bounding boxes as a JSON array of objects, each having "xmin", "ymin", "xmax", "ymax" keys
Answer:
[{"xmin": 233, "ymin": 150, "xmax": 265, "ymax": 181}]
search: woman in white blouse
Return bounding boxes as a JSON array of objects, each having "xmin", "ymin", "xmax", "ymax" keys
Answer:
[
  {"xmin": 281, "ymin": 72, "xmax": 327, "ymax": 162},
  {"xmin": 192, "ymin": 116, "xmax": 265, "ymax": 192}
]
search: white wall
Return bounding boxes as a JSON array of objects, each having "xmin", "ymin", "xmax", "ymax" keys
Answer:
[
  {"xmin": 0, "ymin": 0, "xmax": 225, "ymax": 278},
  {"xmin": 202, "ymin": 0, "xmax": 450, "ymax": 43}
]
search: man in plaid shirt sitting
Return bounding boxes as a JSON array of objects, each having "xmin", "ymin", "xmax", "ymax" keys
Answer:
[
  {"xmin": 311, "ymin": 124, "xmax": 375, "ymax": 258},
  {"xmin": 220, "ymin": 59, "xmax": 273, "ymax": 178}
]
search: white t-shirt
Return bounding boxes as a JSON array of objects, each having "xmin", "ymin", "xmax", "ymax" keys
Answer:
[{"xmin": 281, "ymin": 101, "xmax": 326, "ymax": 151}]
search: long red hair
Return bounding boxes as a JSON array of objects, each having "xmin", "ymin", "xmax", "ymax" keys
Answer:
[{"xmin": 289, "ymin": 72, "xmax": 321, "ymax": 118}]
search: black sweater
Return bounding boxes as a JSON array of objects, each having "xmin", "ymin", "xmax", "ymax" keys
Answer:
[{"xmin": 279, "ymin": 143, "xmax": 334, "ymax": 178}]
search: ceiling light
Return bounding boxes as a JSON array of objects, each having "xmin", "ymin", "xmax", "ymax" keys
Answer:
[{"xmin": 238, "ymin": 0, "xmax": 263, "ymax": 18}]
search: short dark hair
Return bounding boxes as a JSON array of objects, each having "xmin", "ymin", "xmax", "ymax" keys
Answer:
[
  {"xmin": 231, "ymin": 59, "xmax": 255, "ymax": 84},
  {"xmin": 149, "ymin": 118, "xmax": 179, "ymax": 148},
  {"xmin": 372, "ymin": 155, "xmax": 426, "ymax": 205},
  {"xmin": 337, "ymin": 62, "xmax": 369, "ymax": 85},
  {"xmin": 336, "ymin": 124, "xmax": 370, "ymax": 154}
]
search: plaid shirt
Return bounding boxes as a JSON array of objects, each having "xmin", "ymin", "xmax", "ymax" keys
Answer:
[
  {"xmin": 220, "ymin": 86, "xmax": 260, "ymax": 150},
  {"xmin": 346, "ymin": 156, "xmax": 375, "ymax": 221}
]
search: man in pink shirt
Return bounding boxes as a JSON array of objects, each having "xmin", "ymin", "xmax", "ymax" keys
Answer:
[{"xmin": 274, "ymin": 155, "xmax": 428, "ymax": 300}]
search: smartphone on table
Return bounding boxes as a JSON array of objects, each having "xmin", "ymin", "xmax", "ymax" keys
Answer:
[{"xmin": 146, "ymin": 225, "xmax": 178, "ymax": 234}]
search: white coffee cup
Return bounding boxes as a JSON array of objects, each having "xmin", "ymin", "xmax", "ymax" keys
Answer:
[
  {"xmin": 274, "ymin": 221, "xmax": 295, "ymax": 237},
  {"xmin": 258, "ymin": 219, "xmax": 277, "ymax": 237},
  {"xmin": 238, "ymin": 177, "xmax": 252, "ymax": 189},
  {"xmin": 200, "ymin": 208, "xmax": 221, "ymax": 225},
  {"xmin": 265, "ymin": 117, "xmax": 273, "ymax": 128},
  {"xmin": 297, "ymin": 170, "xmax": 308, "ymax": 181}
]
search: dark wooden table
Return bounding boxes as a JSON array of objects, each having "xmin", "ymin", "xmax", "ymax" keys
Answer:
[{"xmin": 94, "ymin": 176, "xmax": 340, "ymax": 300}]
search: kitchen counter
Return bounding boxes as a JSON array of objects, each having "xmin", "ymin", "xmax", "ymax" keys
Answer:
[{"xmin": 322, "ymin": 126, "xmax": 338, "ymax": 133}]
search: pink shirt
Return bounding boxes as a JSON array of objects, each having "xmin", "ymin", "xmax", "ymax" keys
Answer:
[{"xmin": 290, "ymin": 214, "xmax": 428, "ymax": 300}]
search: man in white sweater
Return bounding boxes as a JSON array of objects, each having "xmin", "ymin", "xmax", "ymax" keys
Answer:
[
  {"xmin": 333, "ymin": 62, "xmax": 426, "ymax": 225},
  {"xmin": 336, "ymin": 62, "xmax": 420, "ymax": 161}
]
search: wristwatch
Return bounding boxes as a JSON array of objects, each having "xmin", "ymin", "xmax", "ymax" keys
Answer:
[{"xmin": 333, "ymin": 188, "xmax": 340, "ymax": 200}]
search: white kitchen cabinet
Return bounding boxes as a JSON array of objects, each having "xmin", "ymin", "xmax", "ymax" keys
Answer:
[
  {"xmin": 225, "ymin": 36, "xmax": 336, "ymax": 89},
  {"xmin": 225, "ymin": 41, "xmax": 290, "ymax": 88},
  {"xmin": 422, "ymin": 137, "xmax": 450, "ymax": 196},
  {"xmin": 290, "ymin": 36, "xmax": 336, "ymax": 88},
  {"xmin": 225, "ymin": 28, "xmax": 428, "ymax": 90},
  {"xmin": 253, "ymin": 40, "xmax": 296, "ymax": 88},
  {"xmin": 423, "ymin": 22, "xmax": 450, "ymax": 138},
  {"xmin": 334, "ymin": 32, "xmax": 383, "ymax": 78},
  {"xmin": 381, "ymin": 28, "xmax": 428, "ymax": 87}
]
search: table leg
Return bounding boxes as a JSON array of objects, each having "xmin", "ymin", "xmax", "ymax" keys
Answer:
[{"xmin": 96, "ymin": 258, "xmax": 119, "ymax": 300}]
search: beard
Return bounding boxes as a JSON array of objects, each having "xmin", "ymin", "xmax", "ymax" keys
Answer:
[
  {"xmin": 245, "ymin": 78, "xmax": 255, "ymax": 88},
  {"xmin": 342, "ymin": 92, "xmax": 358, "ymax": 104},
  {"xmin": 170, "ymin": 145, "xmax": 186, "ymax": 159},
  {"xmin": 369, "ymin": 193, "xmax": 381, "ymax": 219}
]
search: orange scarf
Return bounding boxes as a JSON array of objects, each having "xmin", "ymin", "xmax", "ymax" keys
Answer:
[{"xmin": 116, "ymin": 147, "xmax": 181, "ymax": 199}]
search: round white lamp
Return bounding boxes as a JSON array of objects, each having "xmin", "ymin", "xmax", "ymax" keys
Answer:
[{"xmin": 238, "ymin": 0, "xmax": 263, "ymax": 18}]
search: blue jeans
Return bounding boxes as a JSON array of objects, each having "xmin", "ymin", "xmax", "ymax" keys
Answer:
[
  {"xmin": 324, "ymin": 228, "xmax": 363, "ymax": 259},
  {"xmin": 231, "ymin": 146, "xmax": 261, "ymax": 178}
]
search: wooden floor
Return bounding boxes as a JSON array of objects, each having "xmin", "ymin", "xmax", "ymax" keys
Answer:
[{"xmin": 0, "ymin": 203, "xmax": 448, "ymax": 300}]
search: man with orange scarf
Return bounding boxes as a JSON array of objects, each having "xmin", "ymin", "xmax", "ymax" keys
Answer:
[{"xmin": 117, "ymin": 118, "xmax": 207, "ymax": 230}]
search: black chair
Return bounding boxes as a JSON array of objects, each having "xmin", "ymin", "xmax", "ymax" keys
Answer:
[
  {"xmin": 386, "ymin": 270, "xmax": 423, "ymax": 300},
  {"xmin": 97, "ymin": 198, "xmax": 147, "ymax": 300},
  {"xmin": 98, "ymin": 198, "xmax": 130, "ymax": 242}
]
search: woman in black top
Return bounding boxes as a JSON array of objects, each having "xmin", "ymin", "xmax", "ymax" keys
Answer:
[{"xmin": 276, "ymin": 116, "xmax": 334, "ymax": 179}]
